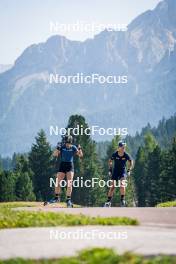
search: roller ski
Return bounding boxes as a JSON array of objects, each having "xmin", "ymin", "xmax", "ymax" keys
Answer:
[
  {"xmin": 120, "ymin": 199, "xmax": 126, "ymax": 207},
  {"xmin": 104, "ymin": 201, "xmax": 111, "ymax": 207},
  {"xmin": 67, "ymin": 199, "xmax": 73, "ymax": 208},
  {"xmin": 43, "ymin": 197, "xmax": 60, "ymax": 206}
]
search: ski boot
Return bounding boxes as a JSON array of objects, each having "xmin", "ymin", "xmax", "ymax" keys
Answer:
[
  {"xmin": 104, "ymin": 201, "xmax": 111, "ymax": 207},
  {"xmin": 67, "ymin": 199, "xmax": 73, "ymax": 208},
  {"xmin": 120, "ymin": 199, "xmax": 126, "ymax": 207}
]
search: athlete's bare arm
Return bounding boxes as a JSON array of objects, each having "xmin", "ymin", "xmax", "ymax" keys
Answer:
[
  {"xmin": 76, "ymin": 145, "xmax": 83, "ymax": 158},
  {"xmin": 127, "ymin": 159, "xmax": 133, "ymax": 171},
  {"xmin": 108, "ymin": 159, "xmax": 113, "ymax": 168},
  {"xmin": 53, "ymin": 149, "xmax": 60, "ymax": 157}
]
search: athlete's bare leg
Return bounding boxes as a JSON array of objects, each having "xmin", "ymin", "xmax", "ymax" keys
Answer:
[
  {"xmin": 108, "ymin": 180, "xmax": 116, "ymax": 198},
  {"xmin": 120, "ymin": 177, "xmax": 126, "ymax": 206},
  {"xmin": 55, "ymin": 172, "xmax": 65, "ymax": 196},
  {"xmin": 120, "ymin": 177, "xmax": 126, "ymax": 196},
  {"xmin": 66, "ymin": 171, "xmax": 74, "ymax": 197}
]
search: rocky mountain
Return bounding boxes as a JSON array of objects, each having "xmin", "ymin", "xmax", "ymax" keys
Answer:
[
  {"xmin": 0, "ymin": 64, "xmax": 12, "ymax": 74},
  {"xmin": 0, "ymin": 0, "xmax": 176, "ymax": 156}
]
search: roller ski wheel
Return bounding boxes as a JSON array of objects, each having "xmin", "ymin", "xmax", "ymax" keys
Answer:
[
  {"xmin": 104, "ymin": 202, "xmax": 111, "ymax": 207},
  {"xmin": 43, "ymin": 197, "xmax": 60, "ymax": 206},
  {"xmin": 67, "ymin": 200, "xmax": 73, "ymax": 208},
  {"xmin": 120, "ymin": 199, "xmax": 126, "ymax": 207}
]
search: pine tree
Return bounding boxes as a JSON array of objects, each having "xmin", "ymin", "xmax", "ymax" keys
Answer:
[
  {"xmin": 1, "ymin": 157, "xmax": 13, "ymax": 171},
  {"xmin": 144, "ymin": 132, "xmax": 157, "ymax": 153},
  {"xmin": 14, "ymin": 154, "xmax": 36, "ymax": 201},
  {"xmin": 0, "ymin": 171, "xmax": 16, "ymax": 201},
  {"xmin": 133, "ymin": 132, "xmax": 157, "ymax": 206},
  {"xmin": 14, "ymin": 154, "xmax": 28, "ymax": 172},
  {"xmin": 159, "ymin": 137, "xmax": 176, "ymax": 202},
  {"xmin": 15, "ymin": 172, "xmax": 35, "ymax": 201},
  {"xmin": 146, "ymin": 145, "xmax": 162, "ymax": 206},
  {"xmin": 169, "ymin": 137, "xmax": 176, "ymax": 200},
  {"xmin": 12, "ymin": 153, "xmax": 18, "ymax": 170},
  {"xmin": 29, "ymin": 130, "xmax": 53, "ymax": 201},
  {"xmin": 133, "ymin": 147, "xmax": 147, "ymax": 206}
]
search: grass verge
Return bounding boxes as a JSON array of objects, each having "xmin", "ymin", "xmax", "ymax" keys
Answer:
[
  {"xmin": 156, "ymin": 201, "xmax": 176, "ymax": 207},
  {"xmin": 0, "ymin": 248, "xmax": 175, "ymax": 264},
  {"xmin": 0, "ymin": 202, "xmax": 138, "ymax": 228},
  {"xmin": 0, "ymin": 202, "xmax": 40, "ymax": 209}
]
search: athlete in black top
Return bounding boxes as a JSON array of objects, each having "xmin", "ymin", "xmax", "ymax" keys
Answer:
[
  {"xmin": 111, "ymin": 151, "xmax": 132, "ymax": 180},
  {"xmin": 104, "ymin": 141, "xmax": 133, "ymax": 207}
]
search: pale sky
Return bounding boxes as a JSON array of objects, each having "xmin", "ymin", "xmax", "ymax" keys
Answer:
[{"xmin": 0, "ymin": 0, "xmax": 161, "ymax": 64}]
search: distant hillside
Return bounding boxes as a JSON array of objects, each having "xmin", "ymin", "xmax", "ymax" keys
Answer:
[
  {"xmin": 0, "ymin": 0, "xmax": 176, "ymax": 156},
  {"xmin": 126, "ymin": 114, "xmax": 176, "ymax": 157},
  {"xmin": 97, "ymin": 113, "xmax": 176, "ymax": 159}
]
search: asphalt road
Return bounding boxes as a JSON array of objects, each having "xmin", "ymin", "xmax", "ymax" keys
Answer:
[{"xmin": 0, "ymin": 207, "xmax": 176, "ymax": 260}]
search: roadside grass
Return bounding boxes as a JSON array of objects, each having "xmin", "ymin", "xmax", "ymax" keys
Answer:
[
  {"xmin": 156, "ymin": 201, "xmax": 176, "ymax": 207},
  {"xmin": 0, "ymin": 248, "xmax": 175, "ymax": 264},
  {"xmin": 0, "ymin": 202, "xmax": 138, "ymax": 228},
  {"xmin": 0, "ymin": 202, "xmax": 40, "ymax": 209},
  {"xmin": 0, "ymin": 201, "xmax": 70, "ymax": 209}
]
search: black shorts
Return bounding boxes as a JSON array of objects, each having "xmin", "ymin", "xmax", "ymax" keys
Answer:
[
  {"xmin": 112, "ymin": 170, "xmax": 126, "ymax": 180},
  {"xmin": 58, "ymin": 162, "xmax": 74, "ymax": 173}
]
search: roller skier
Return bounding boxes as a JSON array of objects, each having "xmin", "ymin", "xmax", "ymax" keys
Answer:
[
  {"xmin": 104, "ymin": 141, "xmax": 133, "ymax": 207},
  {"xmin": 44, "ymin": 135, "xmax": 83, "ymax": 207}
]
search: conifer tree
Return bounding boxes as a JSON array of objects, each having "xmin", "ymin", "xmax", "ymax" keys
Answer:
[
  {"xmin": 14, "ymin": 154, "xmax": 35, "ymax": 201},
  {"xmin": 29, "ymin": 130, "xmax": 53, "ymax": 201},
  {"xmin": 0, "ymin": 171, "xmax": 16, "ymax": 201}
]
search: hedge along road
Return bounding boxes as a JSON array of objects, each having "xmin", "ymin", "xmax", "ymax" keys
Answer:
[{"xmin": 15, "ymin": 206, "xmax": 176, "ymax": 227}]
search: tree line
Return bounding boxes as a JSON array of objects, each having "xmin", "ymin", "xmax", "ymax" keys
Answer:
[
  {"xmin": 0, "ymin": 115, "xmax": 105, "ymax": 206},
  {"xmin": 0, "ymin": 114, "xmax": 176, "ymax": 206},
  {"xmin": 134, "ymin": 133, "xmax": 176, "ymax": 206}
]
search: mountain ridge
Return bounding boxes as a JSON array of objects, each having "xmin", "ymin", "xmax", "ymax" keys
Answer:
[{"xmin": 0, "ymin": 0, "xmax": 176, "ymax": 156}]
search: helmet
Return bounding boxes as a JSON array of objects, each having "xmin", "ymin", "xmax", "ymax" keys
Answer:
[
  {"xmin": 118, "ymin": 141, "xmax": 126, "ymax": 148},
  {"xmin": 64, "ymin": 135, "xmax": 73, "ymax": 144}
]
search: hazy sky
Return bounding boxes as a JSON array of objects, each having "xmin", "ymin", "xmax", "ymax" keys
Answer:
[{"xmin": 0, "ymin": 0, "xmax": 161, "ymax": 64}]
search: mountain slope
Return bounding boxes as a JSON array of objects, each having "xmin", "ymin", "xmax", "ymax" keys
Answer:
[{"xmin": 0, "ymin": 0, "xmax": 176, "ymax": 156}]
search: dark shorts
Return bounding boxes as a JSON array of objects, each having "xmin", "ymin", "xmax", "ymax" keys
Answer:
[
  {"xmin": 112, "ymin": 170, "xmax": 126, "ymax": 180},
  {"xmin": 58, "ymin": 162, "xmax": 74, "ymax": 173}
]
